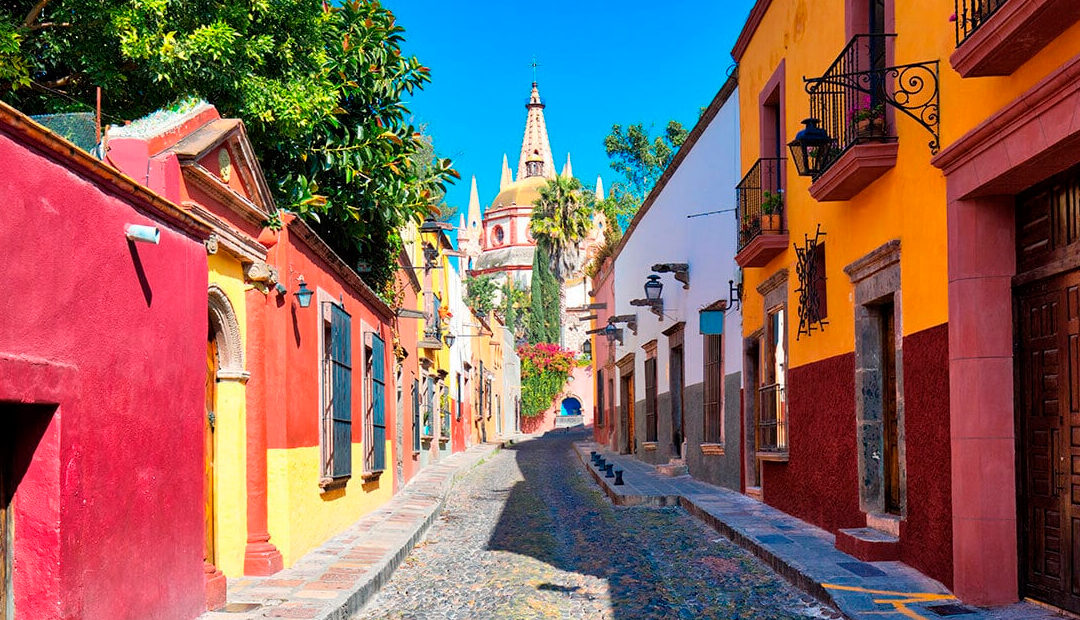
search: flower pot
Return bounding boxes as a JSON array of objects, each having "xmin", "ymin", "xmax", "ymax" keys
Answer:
[
  {"xmin": 856, "ymin": 117, "xmax": 887, "ymax": 138},
  {"xmin": 760, "ymin": 214, "xmax": 782, "ymax": 232},
  {"xmin": 257, "ymin": 227, "xmax": 279, "ymax": 248}
]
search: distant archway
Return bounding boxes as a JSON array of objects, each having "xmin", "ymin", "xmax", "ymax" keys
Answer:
[{"xmin": 560, "ymin": 396, "xmax": 582, "ymax": 417}]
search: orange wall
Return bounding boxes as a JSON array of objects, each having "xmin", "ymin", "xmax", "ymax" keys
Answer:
[{"xmin": 737, "ymin": 0, "xmax": 1080, "ymax": 367}]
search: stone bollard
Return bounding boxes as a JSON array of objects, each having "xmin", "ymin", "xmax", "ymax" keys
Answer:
[
  {"xmin": 614, "ymin": 469, "xmax": 624, "ymax": 485},
  {"xmin": 605, "ymin": 463, "xmax": 615, "ymax": 478}
]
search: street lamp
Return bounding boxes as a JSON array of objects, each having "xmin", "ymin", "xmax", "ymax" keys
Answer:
[
  {"xmin": 294, "ymin": 276, "xmax": 313, "ymax": 308},
  {"xmin": 788, "ymin": 118, "xmax": 833, "ymax": 178},
  {"xmin": 444, "ymin": 333, "xmax": 456, "ymax": 348},
  {"xmin": 583, "ymin": 339, "xmax": 592, "ymax": 356},
  {"xmin": 644, "ymin": 275, "xmax": 663, "ymax": 303}
]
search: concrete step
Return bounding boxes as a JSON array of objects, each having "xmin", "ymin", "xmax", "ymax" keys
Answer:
[
  {"xmin": 554, "ymin": 415, "xmax": 583, "ymax": 428},
  {"xmin": 835, "ymin": 527, "xmax": 900, "ymax": 562},
  {"xmin": 656, "ymin": 459, "xmax": 688, "ymax": 477}
]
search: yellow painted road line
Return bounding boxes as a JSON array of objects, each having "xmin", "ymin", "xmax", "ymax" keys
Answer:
[{"xmin": 823, "ymin": 583, "xmax": 956, "ymax": 619}]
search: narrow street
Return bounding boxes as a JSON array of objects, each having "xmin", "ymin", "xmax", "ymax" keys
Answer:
[{"xmin": 361, "ymin": 431, "xmax": 837, "ymax": 619}]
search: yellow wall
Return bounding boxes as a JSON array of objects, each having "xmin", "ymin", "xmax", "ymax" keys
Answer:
[
  {"xmin": 207, "ymin": 252, "xmax": 249, "ymax": 578},
  {"xmin": 737, "ymin": 0, "xmax": 1080, "ymax": 368},
  {"xmin": 265, "ymin": 440, "xmax": 395, "ymax": 566}
]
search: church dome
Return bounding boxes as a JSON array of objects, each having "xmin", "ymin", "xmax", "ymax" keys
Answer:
[{"xmin": 490, "ymin": 175, "xmax": 547, "ymax": 209}]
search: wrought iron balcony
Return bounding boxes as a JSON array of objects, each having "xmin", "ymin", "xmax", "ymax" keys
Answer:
[
  {"xmin": 804, "ymin": 34, "xmax": 939, "ymax": 180},
  {"xmin": 736, "ymin": 158, "xmax": 785, "ymax": 253},
  {"xmin": 954, "ymin": 0, "xmax": 1007, "ymax": 47}
]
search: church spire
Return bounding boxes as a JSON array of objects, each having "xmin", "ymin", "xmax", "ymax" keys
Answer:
[
  {"xmin": 595, "ymin": 175, "xmax": 605, "ymax": 201},
  {"xmin": 561, "ymin": 153, "xmax": 573, "ymax": 179},
  {"xmin": 500, "ymin": 153, "xmax": 513, "ymax": 190},
  {"xmin": 517, "ymin": 82, "xmax": 555, "ymax": 180},
  {"xmin": 467, "ymin": 175, "xmax": 482, "ymax": 230}
]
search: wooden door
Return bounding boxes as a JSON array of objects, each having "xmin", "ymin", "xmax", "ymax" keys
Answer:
[
  {"xmin": 620, "ymin": 374, "xmax": 635, "ymax": 454},
  {"xmin": 205, "ymin": 334, "xmax": 217, "ymax": 566},
  {"xmin": 1018, "ymin": 271, "xmax": 1080, "ymax": 613},
  {"xmin": 1, "ymin": 425, "xmax": 8, "ymax": 620},
  {"xmin": 670, "ymin": 346, "xmax": 685, "ymax": 457},
  {"xmin": 881, "ymin": 302, "xmax": 901, "ymax": 514}
]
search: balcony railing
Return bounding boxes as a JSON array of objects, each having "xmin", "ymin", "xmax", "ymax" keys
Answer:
[
  {"xmin": 806, "ymin": 34, "xmax": 898, "ymax": 178},
  {"xmin": 954, "ymin": 0, "xmax": 1007, "ymax": 46},
  {"xmin": 736, "ymin": 158, "xmax": 785, "ymax": 252},
  {"xmin": 756, "ymin": 383, "xmax": 787, "ymax": 454}
]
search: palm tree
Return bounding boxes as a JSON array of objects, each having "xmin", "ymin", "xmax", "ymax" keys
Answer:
[{"xmin": 530, "ymin": 176, "xmax": 596, "ymax": 346}]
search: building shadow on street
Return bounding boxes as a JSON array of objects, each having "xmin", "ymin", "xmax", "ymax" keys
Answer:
[{"xmin": 485, "ymin": 428, "xmax": 691, "ymax": 620}]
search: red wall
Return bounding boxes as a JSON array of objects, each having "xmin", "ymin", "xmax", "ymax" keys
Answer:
[
  {"xmin": 256, "ymin": 218, "xmax": 394, "ymax": 453},
  {"xmin": 0, "ymin": 129, "xmax": 208, "ymax": 619},
  {"xmin": 899, "ymin": 323, "xmax": 953, "ymax": 588},
  {"xmin": 395, "ymin": 276, "xmax": 422, "ymax": 489},
  {"xmin": 591, "ymin": 263, "xmax": 616, "ymax": 448},
  {"xmin": 763, "ymin": 353, "xmax": 863, "ymax": 533}
]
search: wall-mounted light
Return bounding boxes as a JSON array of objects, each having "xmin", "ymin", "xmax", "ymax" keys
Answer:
[
  {"xmin": 125, "ymin": 224, "xmax": 160, "ymax": 244},
  {"xmin": 295, "ymin": 276, "xmax": 313, "ymax": 308},
  {"xmin": 583, "ymin": 339, "xmax": 592, "ymax": 356},
  {"xmin": 788, "ymin": 118, "xmax": 833, "ymax": 178},
  {"xmin": 444, "ymin": 333, "xmax": 456, "ymax": 348},
  {"xmin": 644, "ymin": 275, "xmax": 663, "ymax": 302}
]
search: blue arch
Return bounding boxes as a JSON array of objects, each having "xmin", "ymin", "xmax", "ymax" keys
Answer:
[{"xmin": 560, "ymin": 396, "xmax": 582, "ymax": 416}]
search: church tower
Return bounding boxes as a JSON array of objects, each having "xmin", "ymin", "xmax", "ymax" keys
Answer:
[{"xmin": 516, "ymin": 83, "xmax": 556, "ymax": 180}]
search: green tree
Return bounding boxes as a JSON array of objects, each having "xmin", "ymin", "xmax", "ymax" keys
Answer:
[
  {"xmin": 527, "ymin": 242, "xmax": 560, "ymax": 345},
  {"xmin": 1, "ymin": 0, "xmax": 456, "ymax": 293},
  {"xmin": 603, "ymin": 120, "xmax": 688, "ymax": 230},
  {"xmin": 464, "ymin": 274, "xmax": 497, "ymax": 318},
  {"xmin": 500, "ymin": 279, "xmax": 528, "ymax": 340},
  {"xmin": 530, "ymin": 175, "xmax": 596, "ymax": 281}
]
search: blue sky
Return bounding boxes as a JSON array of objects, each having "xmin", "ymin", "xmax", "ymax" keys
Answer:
[{"xmin": 385, "ymin": 1, "xmax": 756, "ymax": 216}]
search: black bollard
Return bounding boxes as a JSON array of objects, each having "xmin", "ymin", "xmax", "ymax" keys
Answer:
[
  {"xmin": 614, "ymin": 469, "xmax": 624, "ymax": 485},
  {"xmin": 605, "ymin": 463, "xmax": 615, "ymax": 478},
  {"xmin": 596, "ymin": 457, "xmax": 606, "ymax": 468}
]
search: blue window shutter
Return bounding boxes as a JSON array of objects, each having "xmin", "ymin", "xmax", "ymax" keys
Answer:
[
  {"xmin": 330, "ymin": 303, "xmax": 352, "ymax": 478},
  {"xmin": 371, "ymin": 333, "xmax": 386, "ymax": 472},
  {"xmin": 412, "ymin": 379, "xmax": 421, "ymax": 451}
]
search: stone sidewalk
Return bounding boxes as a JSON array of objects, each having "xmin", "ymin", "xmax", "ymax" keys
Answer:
[
  {"xmin": 200, "ymin": 441, "xmax": 505, "ymax": 620},
  {"xmin": 575, "ymin": 442, "xmax": 1066, "ymax": 620}
]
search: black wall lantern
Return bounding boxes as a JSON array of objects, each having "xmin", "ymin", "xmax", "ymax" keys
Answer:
[
  {"xmin": 443, "ymin": 333, "xmax": 456, "ymax": 348},
  {"xmin": 644, "ymin": 275, "xmax": 663, "ymax": 302},
  {"xmin": 788, "ymin": 118, "xmax": 833, "ymax": 178},
  {"xmin": 583, "ymin": 339, "xmax": 592, "ymax": 356},
  {"xmin": 295, "ymin": 275, "xmax": 313, "ymax": 308}
]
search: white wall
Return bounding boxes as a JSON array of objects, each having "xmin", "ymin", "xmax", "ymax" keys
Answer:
[{"xmin": 611, "ymin": 86, "xmax": 742, "ymax": 398}]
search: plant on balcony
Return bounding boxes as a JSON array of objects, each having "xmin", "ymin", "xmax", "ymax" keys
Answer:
[
  {"xmin": 848, "ymin": 95, "xmax": 886, "ymax": 138},
  {"xmin": 761, "ymin": 190, "xmax": 784, "ymax": 232}
]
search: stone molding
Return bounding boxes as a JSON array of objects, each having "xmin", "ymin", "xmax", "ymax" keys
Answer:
[
  {"xmin": 846, "ymin": 240, "xmax": 902, "ymax": 305},
  {"xmin": 756, "ymin": 268, "xmax": 788, "ymax": 298},
  {"xmin": 208, "ymin": 283, "xmax": 245, "ymax": 376}
]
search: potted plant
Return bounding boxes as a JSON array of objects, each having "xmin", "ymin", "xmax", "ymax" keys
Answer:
[
  {"xmin": 740, "ymin": 212, "xmax": 753, "ymax": 243},
  {"xmin": 760, "ymin": 190, "xmax": 783, "ymax": 232},
  {"xmin": 849, "ymin": 95, "xmax": 886, "ymax": 138}
]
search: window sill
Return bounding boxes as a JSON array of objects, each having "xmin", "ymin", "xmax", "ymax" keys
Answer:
[
  {"xmin": 951, "ymin": 0, "xmax": 1080, "ymax": 77},
  {"xmin": 361, "ymin": 470, "xmax": 383, "ymax": 482},
  {"xmin": 756, "ymin": 451, "xmax": 789, "ymax": 463},
  {"xmin": 319, "ymin": 476, "xmax": 349, "ymax": 491},
  {"xmin": 438, "ymin": 436, "xmax": 450, "ymax": 444},
  {"xmin": 745, "ymin": 486, "xmax": 763, "ymax": 500},
  {"xmin": 642, "ymin": 441, "xmax": 658, "ymax": 451},
  {"xmin": 809, "ymin": 142, "xmax": 897, "ymax": 202},
  {"xmin": 700, "ymin": 443, "xmax": 725, "ymax": 456}
]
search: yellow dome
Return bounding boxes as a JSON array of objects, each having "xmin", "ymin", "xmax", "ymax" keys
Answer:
[{"xmin": 490, "ymin": 175, "xmax": 547, "ymax": 209}]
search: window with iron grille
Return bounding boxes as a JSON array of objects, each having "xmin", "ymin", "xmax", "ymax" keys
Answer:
[
  {"xmin": 364, "ymin": 332, "xmax": 386, "ymax": 474},
  {"xmin": 703, "ymin": 334, "xmax": 723, "ymax": 443},
  {"xmin": 645, "ymin": 357, "xmax": 658, "ymax": 443},
  {"xmin": 440, "ymin": 381, "xmax": 451, "ymax": 438},
  {"xmin": 321, "ymin": 301, "xmax": 352, "ymax": 481}
]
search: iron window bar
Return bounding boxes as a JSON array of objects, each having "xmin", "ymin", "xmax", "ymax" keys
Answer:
[
  {"xmin": 756, "ymin": 382, "xmax": 788, "ymax": 454},
  {"xmin": 954, "ymin": 0, "xmax": 1007, "ymax": 47},
  {"xmin": 803, "ymin": 34, "xmax": 939, "ymax": 179},
  {"xmin": 735, "ymin": 157, "xmax": 786, "ymax": 252}
]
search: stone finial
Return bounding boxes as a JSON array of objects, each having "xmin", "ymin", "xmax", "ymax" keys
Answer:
[
  {"xmin": 595, "ymin": 175, "xmax": 605, "ymax": 201},
  {"xmin": 500, "ymin": 153, "xmax": 513, "ymax": 190},
  {"xmin": 562, "ymin": 153, "xmax": 573, "ymax": 179}
]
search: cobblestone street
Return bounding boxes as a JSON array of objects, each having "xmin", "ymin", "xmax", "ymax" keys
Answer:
[{"xmin": 361, "ymin": 431, "xmax": 838, "ymax": 619}]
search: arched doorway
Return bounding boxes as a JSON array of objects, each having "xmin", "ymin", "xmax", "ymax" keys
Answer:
[
  {"xmin": 205, "ymin": 285, "xmax": 245, "ymax": 597},
  {"xmin": 560, "ymin": 397, "xmax": 582, "ymax": 417}
]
